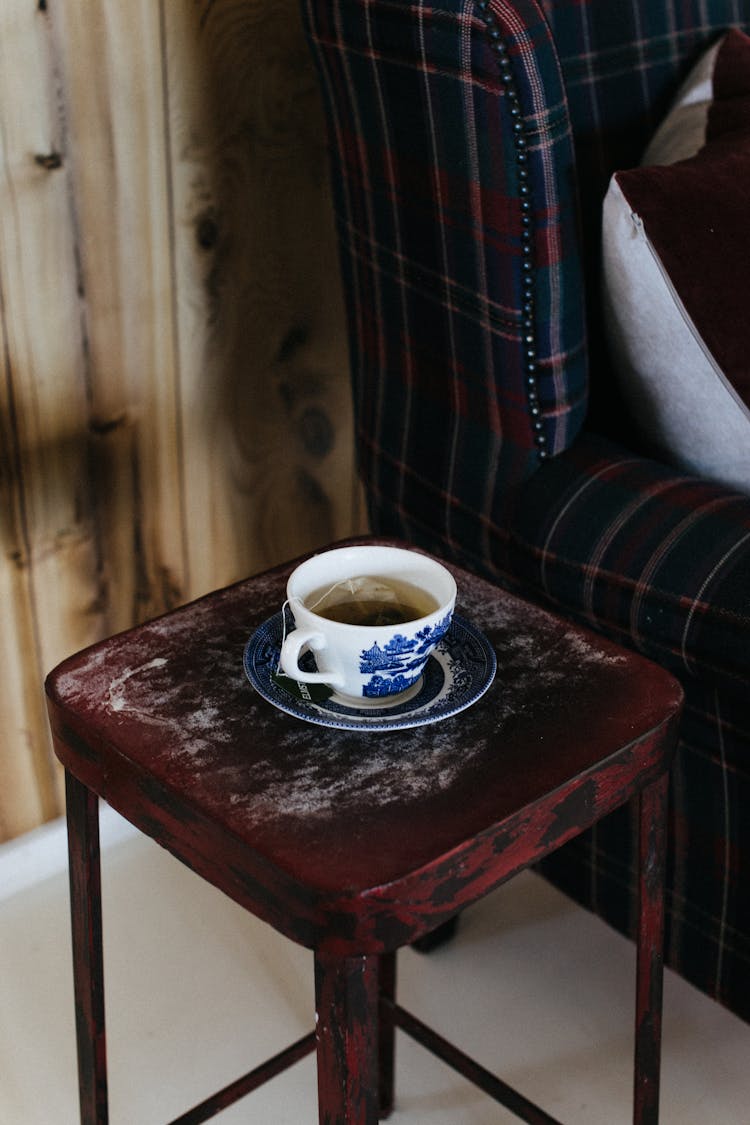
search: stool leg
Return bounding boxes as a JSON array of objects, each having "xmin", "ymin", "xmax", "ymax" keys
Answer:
[
  {"xmin": 378, "ymin": 953, "xmax": 396, "ymax": 1119},
  {"xmin": 315, "ymin": 952, "xmax": 380, "ymax": 1124},
  {"xmin": 65, "ymin": 771, "xmax": 108, "ymax": 1125},
  {"xmin": 633, "ymin": 773, "xmax": 669, "ymax": 1125}
]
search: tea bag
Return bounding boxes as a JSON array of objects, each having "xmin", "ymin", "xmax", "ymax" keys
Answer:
[{"xmin": 309, "ymin": 576, "xmax": 402, "ymax": 625}]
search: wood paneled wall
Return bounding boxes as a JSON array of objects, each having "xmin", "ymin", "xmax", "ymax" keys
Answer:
[{"xmin": 0, "ymin": 0, "xmax": 363, "ymax": 841}]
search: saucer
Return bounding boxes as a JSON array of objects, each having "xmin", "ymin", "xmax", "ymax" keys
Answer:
[{"xmin": 243, "ymin": 612, "xmax": 496, "ymax": 732}]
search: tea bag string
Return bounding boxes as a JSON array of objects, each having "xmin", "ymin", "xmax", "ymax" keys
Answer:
[
  {"xmin": 276, "ymin": 582, "xmax": 344, "ymax": 676},
  {"xmin": 305, "ymin": 579, "xmax": 352, "ymax": 612},
  {"xmin": 277, "ymin": 599, "xmax": 292, "ymax": 676}
]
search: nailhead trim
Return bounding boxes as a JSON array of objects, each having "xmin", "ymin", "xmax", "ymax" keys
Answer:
[{"xmin": 476, "ymin": 1, "xmax": 548, "ymax": 459}]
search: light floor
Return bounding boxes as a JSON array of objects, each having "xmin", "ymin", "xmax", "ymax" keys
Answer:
[{"xmin": 1, "ymin": 807, "xmax": 748, "ymax": 1124}]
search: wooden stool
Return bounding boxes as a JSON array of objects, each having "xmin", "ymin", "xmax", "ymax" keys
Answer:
[{"xmin": 46, "ymin": 539, "xmax": 682, "ymax": 1124}]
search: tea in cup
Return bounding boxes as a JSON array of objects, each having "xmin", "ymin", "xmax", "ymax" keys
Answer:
[{"xmin": 278, "ymin": 545, "xmax": 456, "ymax": 705}]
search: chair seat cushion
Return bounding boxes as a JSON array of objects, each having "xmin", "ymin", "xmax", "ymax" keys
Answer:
[
  {"xmin": 602, "ymin": 29, "xmax": 750, "ymax": 495},
  {"xmin": 509, "ymin": 432, "xmax": 750, "ymax": 693}
]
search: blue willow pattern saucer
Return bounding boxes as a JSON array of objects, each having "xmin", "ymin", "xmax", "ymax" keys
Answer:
[{"xmin": 243, "ymin": 613, "xmax": 496, "ymax": 732}]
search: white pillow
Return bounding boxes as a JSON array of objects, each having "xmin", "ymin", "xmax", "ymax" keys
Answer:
[{"xmin": 602, "ymin": 30, "xmax": 750, "ymax": 494}]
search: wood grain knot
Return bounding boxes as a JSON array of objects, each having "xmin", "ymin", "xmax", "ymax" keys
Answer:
[
  {"xmin": 299, "ymin": 407, "xmax": 334, "ymax": 459},
  {"xmin": 196, "ymin": 211, "xmax": 219, "ymax": 251},
  {"xmin": 34, "ymin": 152, "xmax": 63, "ymax": 171}
]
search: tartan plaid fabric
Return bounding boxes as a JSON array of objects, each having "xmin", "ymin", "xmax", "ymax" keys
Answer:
[
  {"xmin": 539, "ymin": 680, "xmax": 750, "ymax": 1022},
  {"xmin": 302, "ymin": 0, "xmax": 750, "ymax": 1023},
  {"xmin": 511, "ymin": 434, "xmax": 750, "ymax": 1020},
  {"xmin": 511, "ymin": 1, "xmax": 750, "ymax": 1024},
  {"xmin": 510, "ymin": 434, "xmax": 750, "ymax": 691},
  {"xmin": 540, "ymin": 0, "xmax": 749, "ymax": 427},
  {"xmin": 542, "ymin": 0, "xmax": 748, "ymax": 217},
  {"xmin": 302, "ymin": 0, "xmax": 588, "ymax": 566}
]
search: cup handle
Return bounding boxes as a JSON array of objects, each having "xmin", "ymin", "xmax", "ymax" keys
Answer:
[{"xmin": 278, "ymin": 627, "xmax": 345, "ymax": 687}]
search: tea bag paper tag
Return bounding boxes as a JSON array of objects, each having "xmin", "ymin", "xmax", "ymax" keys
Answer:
[
  {"xmin": 274, "ymin": 599, "xmax": 334, "ymax": 702},
  {"xmin": 271, "ymin": 671, "xmax": 334, "ymax": 704}
]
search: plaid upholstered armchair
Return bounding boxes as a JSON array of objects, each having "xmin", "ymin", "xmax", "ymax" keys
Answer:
[{"xmin": 301, "ymin": 0, "xmax": 750, "ymax": 1025}]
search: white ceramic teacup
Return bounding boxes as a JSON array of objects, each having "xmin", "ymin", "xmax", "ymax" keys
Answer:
[{"xmin": 278, "ymin": 545, "xmax": 456, "ymax": 706}]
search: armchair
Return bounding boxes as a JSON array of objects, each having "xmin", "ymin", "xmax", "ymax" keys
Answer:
[{"xmin": 301, "ymin": 0, "xmax": 750, "ymax": 1024}]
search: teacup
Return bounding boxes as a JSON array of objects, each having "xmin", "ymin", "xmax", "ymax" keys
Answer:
[{"xmin": 278, "ymin": 545, "xmax": 456, "ymax": 706}]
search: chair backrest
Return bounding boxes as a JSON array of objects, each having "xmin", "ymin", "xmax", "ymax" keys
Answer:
[
  {"xmin": 542, "ymin": 0, "xmax": 749, "ymax": 396},
  {"xmin": 543, "ymin": 0, "xmax": 748, "ymax": 246},
  {"xmin": 301, "ymin": 0, "xmax": 748, "ymax": 575}
]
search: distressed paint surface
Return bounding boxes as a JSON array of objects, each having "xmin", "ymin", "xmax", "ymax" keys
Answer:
[
  {"xmin": 634, "ymin": 775, "xmax": 669, "ymax": 1124},
  {"xmin": 54, "ymin": 539, "xmax": 681, "ymax": 1124},
  {"xmin": 315, "ymin": 953, "xmax": 380, "ymax": 1124},
  {"xmin": 65, "ymin": 774, "xmax": 108, "ymax": 1125},
  {"xmin": 48, "ymin": 538, "xmax": 682, "ymax": 955}
]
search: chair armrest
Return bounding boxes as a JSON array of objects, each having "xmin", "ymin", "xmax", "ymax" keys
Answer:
[{"xmin": 509, "ymin": 433, "xmax": 750, "ymax": 689}]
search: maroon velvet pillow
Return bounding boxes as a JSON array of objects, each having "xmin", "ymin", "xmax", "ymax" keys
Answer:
[{"xmin": 602, "ymin": 30, "xmax": 750, "ymax": 493}]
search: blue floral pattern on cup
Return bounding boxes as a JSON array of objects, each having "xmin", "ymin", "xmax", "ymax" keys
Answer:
[{"xmin": 359, "ymin": 613, "xmax": 453, "ymax": 698}]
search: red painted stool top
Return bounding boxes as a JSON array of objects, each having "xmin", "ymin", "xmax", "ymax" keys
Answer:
[{"xmin": 46, "ymin": 539, "xmax": 682, "ymax": 956}]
